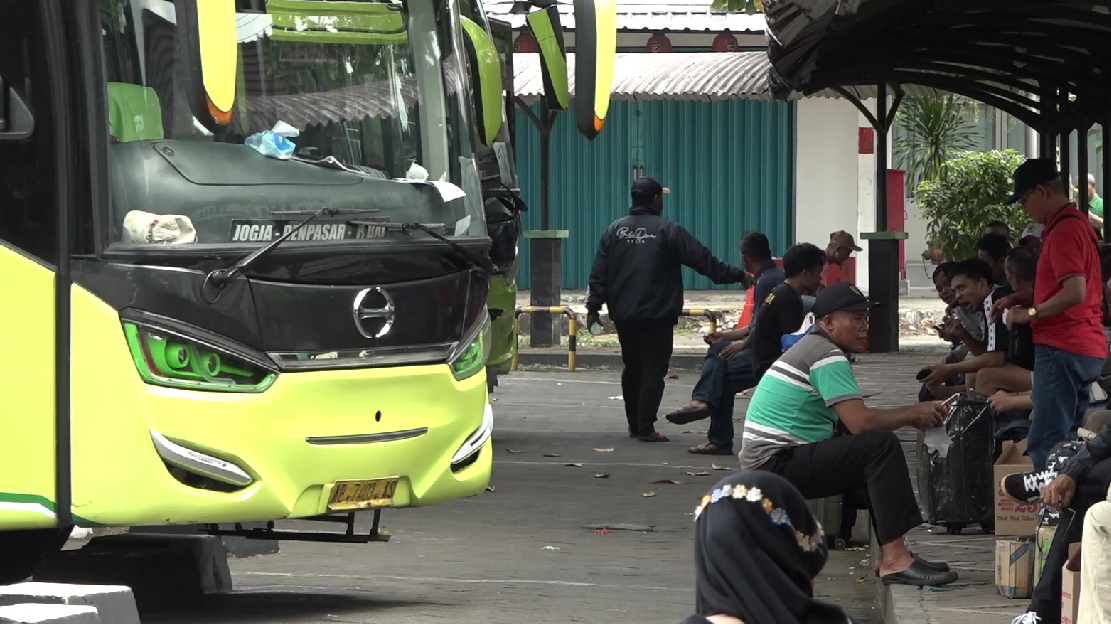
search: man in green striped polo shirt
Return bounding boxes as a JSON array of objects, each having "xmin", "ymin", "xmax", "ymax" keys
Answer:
[{"xmin": 738, "ymin": 282, "xmax": 957, "ymax": 588}]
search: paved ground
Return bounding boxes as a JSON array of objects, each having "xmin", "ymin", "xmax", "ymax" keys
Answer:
[
  {"xmin": 64, "ymin": 350, "xmax": 1025, "ymax": 624},
  {"xmin": 889, "ymin": 430, "xmax": 1027, "ymax": 624},
  {"xmin": 133, "ymin": 362, "xmax": 927, "ymax": 624}
]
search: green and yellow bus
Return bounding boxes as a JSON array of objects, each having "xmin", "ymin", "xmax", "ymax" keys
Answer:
[{"xmin": 0, "ymin": 0, "xmax": 606, "ymax": 582}]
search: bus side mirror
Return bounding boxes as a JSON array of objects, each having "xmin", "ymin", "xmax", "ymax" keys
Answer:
[
  {"xmin": 460, "ymin": 17, "xmax": 504, "ymax": 148},
  {"xmin": 0, "ymin": 77, "xmax": 34, "ymax": 141},
  {"xmin": 526, "ymin": 6, "xmax": 569, "ymax": 112},
  {"xmin": 572, "ymin": 0, "xmax": 616, "ymax": 140},
  {"xmin": 173, "ymin": 0, "xmax": 238, "ymax": 134}
]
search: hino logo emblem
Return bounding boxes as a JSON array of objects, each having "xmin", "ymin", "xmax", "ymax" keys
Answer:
[{"xmin": 352, "ymin": 287, "xmax": 395, "ymax": 339}]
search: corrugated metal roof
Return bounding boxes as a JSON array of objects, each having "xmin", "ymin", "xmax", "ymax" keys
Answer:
[
  {"xmin": 245, "ymin": 81, "xmax": 420, "ymax": 132},
  {"xmin": 244, "ymin": 60, "xmax": 465, "ymax": 132},
  {"xmin": 513, "ymin": 52, "xmax": 952, "ymax": 102},
  {"xmin": 483, "ymin": 0, "xmax": 766, "ymax": 32}
]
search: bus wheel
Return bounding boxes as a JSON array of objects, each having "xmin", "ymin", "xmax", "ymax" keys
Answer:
[{"xmin": 0, "ymin": 526, "xmax": 72, "ymax": 584}]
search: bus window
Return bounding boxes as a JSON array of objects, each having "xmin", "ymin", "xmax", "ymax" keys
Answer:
[{"xmin": 0, "ymin": 2, "xmax": 58, "ymax": 264}]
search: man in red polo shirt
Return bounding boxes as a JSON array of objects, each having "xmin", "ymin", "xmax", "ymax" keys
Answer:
[{"xmin": 1006, "ymin": 158, "xmax": 1108, "ymax": 471}]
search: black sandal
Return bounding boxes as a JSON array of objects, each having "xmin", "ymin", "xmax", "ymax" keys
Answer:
[
  {"xmin": 665, "ymin": 405, "xmax": 711, "ymax": 425},
  {"xmin": 880, "ymin": 561, "xmax": 958, "ymax": 587}
]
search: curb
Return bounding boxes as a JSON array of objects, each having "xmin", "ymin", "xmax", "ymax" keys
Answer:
[
  {"xmin": 0, "ymin": 603, "xmax": 100, "ymax": 624},
  {"xmin": 0, "ymin": 583, "xmax": 140, "ymax": 624},
  {"xmin": 880, "ymin": 584, "xmax": 928, "ymax": 624},
  {"xmin": 515, "ymin": 351, "xmax": 707, "ymax": 371},
  {"xmin": 513, "ymin": 344, "xmax": 950, "ymax": 371}
]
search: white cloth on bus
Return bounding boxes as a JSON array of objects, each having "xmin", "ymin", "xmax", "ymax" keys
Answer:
[{"xmin": 122, "ymin": 210, "xmax": 197, "ymax": 245}]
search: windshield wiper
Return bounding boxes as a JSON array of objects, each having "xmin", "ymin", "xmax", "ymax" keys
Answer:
[
  {"xmin": 205, "ymin": 207, "xmax": 378, "ymax": 289},
  {"xmin": 374, "ymin": 221, "xmax": 493, "ymax": 275}
]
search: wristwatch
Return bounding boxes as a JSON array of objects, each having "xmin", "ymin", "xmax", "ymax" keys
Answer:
[{"xmin": 1028, "ymin": 306, "xmax": 1038, "ymax": 319}]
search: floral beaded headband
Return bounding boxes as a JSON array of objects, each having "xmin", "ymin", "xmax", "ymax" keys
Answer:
[{"xmin": 693, "ymin": 482, "xmax": 826, "ymax": 553}]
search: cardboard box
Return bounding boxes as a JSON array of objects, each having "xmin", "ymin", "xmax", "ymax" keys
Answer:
[
  {"xmin": 1057, "ymin": 541, "xmax": 1075, "ymax": 617},
  {"xmin": 1061, "ymin": 544, "xmax": 1082, "ymax": 624},
  {"xmin": 1034, "ymin": 524, "xmax": 1057, "ymax": 586},
  {"xmin": 994, "ymin": 440, "xmax": 1040, "ymax": 536},
  {"xmin": 996, "ymin": 538, "xmax": 1036, "ymax": 599}
]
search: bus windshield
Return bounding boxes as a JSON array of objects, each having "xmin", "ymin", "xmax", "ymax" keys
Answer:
[{"xmin": 100, "ymin": 0, "xmax": 486, "ymax": 249}]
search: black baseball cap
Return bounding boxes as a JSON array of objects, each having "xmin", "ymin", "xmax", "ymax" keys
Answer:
[
  {"xmin": 812, "ymin": 282, "xmax": 872, "ymax": 318},
  {"xmin": 630, "ymin": 177, "xmax": 671, "ymax": 199},
  {"xmin": 1007, "ymin": 158, "xmax": 1063, "ymax": 205}
]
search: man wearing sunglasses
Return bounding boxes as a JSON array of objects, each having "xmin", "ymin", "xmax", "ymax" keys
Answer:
[{"xmin": 1005, "ymin": 159, "xmax": 1108, "ymax": 472}]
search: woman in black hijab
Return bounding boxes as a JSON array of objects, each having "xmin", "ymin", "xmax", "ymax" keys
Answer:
[{"xmin": 681, "ymin": 471, "xmax": 857, "ymax": 624}]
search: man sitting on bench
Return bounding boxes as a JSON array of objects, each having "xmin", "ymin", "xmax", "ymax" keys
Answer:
[
  {"xmin": 665, "ymin": 243, "xmax": 827, "ymax": 456},
  {"xmin": 739, "ymin": 282, "xmax": 958, "ymax": 587}
]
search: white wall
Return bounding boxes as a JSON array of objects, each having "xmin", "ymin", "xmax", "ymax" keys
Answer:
[
  {"xmin": 795, "ymin": 97, "xmax": 860, "ymax": 277},
  {"xmin": 797, "ymin": 97, "xmax": 916, "ymax": 294}
]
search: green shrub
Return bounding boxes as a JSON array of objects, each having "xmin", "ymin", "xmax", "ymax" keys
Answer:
[{"xmin": 917, "ymin": 149, "xmax": 1031, "ymax": 261}]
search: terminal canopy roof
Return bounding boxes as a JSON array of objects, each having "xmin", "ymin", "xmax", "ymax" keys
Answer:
[{"xmin": 761, "ymin": 0, "xmax": 1111, "ymax": 131}]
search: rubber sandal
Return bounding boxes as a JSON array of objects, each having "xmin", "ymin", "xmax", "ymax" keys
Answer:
[
  {"xmin": 665, "ymin": 406, "xmax": 711, "ymax": 425},
  {"xmin": 688, "ymin": 442, "xmax": 732, "ymax": 455},
  {"xmin": 880, "ymin": 561, "xmax": 958, "ymax": 587}
]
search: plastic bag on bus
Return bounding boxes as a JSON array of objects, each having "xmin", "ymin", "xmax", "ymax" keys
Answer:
[
  {"xmin": 245, "ymin": 121, "xmax": 300, "ymax": 160},
  {"xmin": 123, "ymin": 210, "xmax": 198, "ymax": 245}
]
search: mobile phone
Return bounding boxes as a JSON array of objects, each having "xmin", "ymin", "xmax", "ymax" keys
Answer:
[{"xmin": 916, "ymin": 367, "xmax": 932, "ymax": 381}]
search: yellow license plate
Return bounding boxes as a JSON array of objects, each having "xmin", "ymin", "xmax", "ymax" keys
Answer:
[{"xmin": 327, "ymin": 478, "xmax": 399, "ymax": 511}]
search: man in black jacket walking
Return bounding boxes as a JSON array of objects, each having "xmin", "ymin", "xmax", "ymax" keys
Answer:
[{"xmin": 585, "ymin": 177, "xmax": 748, "ymax": 442}]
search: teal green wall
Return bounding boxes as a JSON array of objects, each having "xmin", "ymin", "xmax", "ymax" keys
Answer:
[{"xmin": 513, "ymin": 98, "xmax": 796, "ymax": 290}]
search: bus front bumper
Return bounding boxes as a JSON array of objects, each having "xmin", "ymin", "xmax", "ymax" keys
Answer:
[{"xmin": 70, "ymin": 364, "xmax": 492, "ymax": 527}]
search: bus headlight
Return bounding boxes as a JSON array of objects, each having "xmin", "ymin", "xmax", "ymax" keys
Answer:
[
  {"xmin": 450, "ymin": 403, "xmax": 494, "ymax": 469},
  {"xmin": 447, "ymin": 311, "xmax": 492, "ymax": 381},
  {"xmin": 123, "ymin": 320, "xmax": 278, "ymax": 393}
]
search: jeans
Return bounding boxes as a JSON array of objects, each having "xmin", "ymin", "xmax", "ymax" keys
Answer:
[
  {"xmin": 614, "ymin": 320, "xmax": 675, "ymax": 436},
  {"xmin": 691, "ymin": 342, "xmax": 760, "ymax": 449},
  {"xmin": 1028, "ymin": 458, "xmax": 1111, "ymax": 621},
  {"xmin": 1030, "ymin": 345, "xmax": 1105, "ymax": 470}
]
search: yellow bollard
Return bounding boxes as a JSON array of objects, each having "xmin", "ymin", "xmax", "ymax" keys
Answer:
[
  {"xmin": 510, "ymin": 313, "xmax": 521, "ymax": 371},
  {"xmin": 567, "ymin": 314, "xmax": 578, "ymax": 372}
]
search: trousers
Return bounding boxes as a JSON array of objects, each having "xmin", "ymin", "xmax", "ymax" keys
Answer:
[{"xmin": 614, "ymin": 320, "xmax": 674, "ymax": 435}]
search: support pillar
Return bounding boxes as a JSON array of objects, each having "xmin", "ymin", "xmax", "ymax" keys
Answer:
[
  {"xmin": 1080, "ymin": 123, "xmax": 1091, "ymax": 215},
  {"xmin": 831, "ymin": 83, "xmax": 904, "ymax": 352},
  {"xmin": 524, "ymin": 230, "xmax": 568, "ymax": 347},
  {"xmin": 1061, "ymin": 92, "xmax": 1071, "ymax": 184},
  {"xmin": 1062, "ymin": 130, "xmax": 1072, "ymax": 187},
  {"xmin": 1104, "ymin": 121, "xmax": 1110, "ymax": 243},
  {"xmin": 861, "ymin": 232, "xmax": 908, "ymax": 353}
]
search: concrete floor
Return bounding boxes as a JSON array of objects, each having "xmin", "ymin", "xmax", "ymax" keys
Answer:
[{"xmin": 136, "ymin": 368, "xmax": 898, "ymax": 624}]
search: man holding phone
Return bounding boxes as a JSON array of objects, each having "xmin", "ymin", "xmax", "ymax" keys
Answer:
[{"xmin": 739, "ymin": 283, "xmax": 957, "ymax": 587}]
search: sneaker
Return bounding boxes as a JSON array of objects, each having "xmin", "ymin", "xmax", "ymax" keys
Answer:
[
  {"xmin": 1000, "ymin": 469, "xmax": 1056, "ymax": 503},
  {"xmin": 1011, "ymin": 612, "xmax": 1040, "ymax": 624}
]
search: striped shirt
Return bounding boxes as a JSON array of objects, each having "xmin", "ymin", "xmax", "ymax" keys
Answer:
[{"xmin": 738, "ymin": 331, "xmax": 862, "ymax": 469}]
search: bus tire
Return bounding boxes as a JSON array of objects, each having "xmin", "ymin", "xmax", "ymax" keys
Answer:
[{"xmin": 0, "ymin": 526, "xmax": 72, "ymax": 584}]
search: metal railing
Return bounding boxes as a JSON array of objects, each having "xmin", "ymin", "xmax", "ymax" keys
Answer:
[
  {"xmin": 510, "ymin": 306, "xmax": 579, "ymax": 372},
  {"xmin": 509, "ymin": 308, "xmax": 722, "ymax": 372},
  {"xmin": 681, "ymin": 308, "xmax": 721, "ymax": 334}
]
